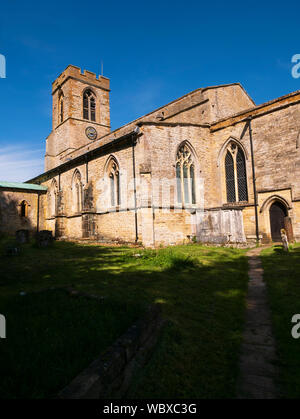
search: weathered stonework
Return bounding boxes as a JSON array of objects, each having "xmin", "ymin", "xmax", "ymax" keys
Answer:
[
  {"xmin": 0, "ymin": 186, "xmax": 46, "ymax": 236},
  {"xmin": 2, "ymin": 65, "xmax": 300, "ymax": 246}
]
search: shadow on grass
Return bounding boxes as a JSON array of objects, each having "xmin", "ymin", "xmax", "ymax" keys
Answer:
[
  {"xmin": 0, "ymin": 239, "xmax": 249, "ymax": 399},
  {"xmin": 260, "ymin": 244, "xmax": 300, "ymax": 398},
  {"xmin": 0, "ymin": 289, "xmax": 141, "ymax": 399}
]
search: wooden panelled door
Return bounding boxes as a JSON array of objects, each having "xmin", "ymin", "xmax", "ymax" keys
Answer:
[{"xmin": 269, "ymin": 201, "xmax": 287, "ymax": 241}]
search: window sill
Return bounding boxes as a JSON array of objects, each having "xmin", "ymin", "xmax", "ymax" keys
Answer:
[
  {"xmin": 175, "ymin": 203, "xmax": 197, "ymax": 209},
  {"xmin": 222, "ymin": 201, "xmax": 251, "ymax": 210},
  {"xmin": 107, "ymin": 205, "xmax": 121, "ymax": 212},
  {"xmin": 223, "ymin": 201, "xmax": 248, "ymax": 206}
]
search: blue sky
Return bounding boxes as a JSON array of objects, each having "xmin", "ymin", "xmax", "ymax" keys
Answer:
[{"xmin": 1, "ymin": 0, "xmax": 300, "ymax": 181}]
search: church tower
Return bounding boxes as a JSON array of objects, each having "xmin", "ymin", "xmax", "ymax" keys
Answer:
[{"xmin": 45, "ymin": 65, "xmax": 110, "ymax": 171}]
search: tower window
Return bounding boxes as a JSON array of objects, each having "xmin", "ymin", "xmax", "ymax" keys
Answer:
[
  {"xmin": 58, "ymin": 92, "xmax": 64, "ymax": 124},
  {"xmin": 83, "ymin": 90, "xmax": 96, "ymax": 121},
  {"xmin": 224, "ymin": 142, "xmax": 248, "ymax": 203},
  {"xmin": 60, "ymin": 98, "xmax": 63, "ymax": 123}
]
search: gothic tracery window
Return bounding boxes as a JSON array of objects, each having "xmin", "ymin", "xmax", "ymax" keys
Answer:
[
  {"xmin": 83, "ymin": 89, "xmax": 96, "ymax": 121},
  {"xmin": 48, "ymin": 179, "xmax": 58, "ymax": 217},
  {"xmin": 107, "ymin": 158, "xmax": 120, "ymax": 207},
  {"xmin": 72, "ymin": 170, "xmax": 82, "ymax": 213},
  {"xmin": 224, "ymin": 142, "xmax": 248, "ymax": 203},
  {"xmin": 176, "ymin": 143, "xmax": 196, "ymax": 205}
]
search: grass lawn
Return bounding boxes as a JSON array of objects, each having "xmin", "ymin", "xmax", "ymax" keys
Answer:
[
  {"xmin": 0, "ymin": 289, "xmax": 140, "ymax": 399},
  {"xmin": 0, "ymin": 237, "xmax": 249, "ymax": 399},
  {"xmin": 261, "ymin": 243, "xmax": 300, "ymax": 399}
]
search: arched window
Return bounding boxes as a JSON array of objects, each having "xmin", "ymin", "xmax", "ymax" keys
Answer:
[
  {"xmin": 107, "ymin": 158, "xmax": 120, "ymax": 207},
  {"xmin": 236, "ymin": 148, "xmax": 248, "ymax": 201},
  {"xmin": 176, "ymin": 143, "xmax": 196, "ymax": 205},
  {"xmin": 58, "ymin": 93, "xmax": 64, "ymax": 124},
  {"xmin": 20, "ymin": 200, "xmax": 29, "ymax": 217},
  {"xmin": 83, "ymin": 89, "xmax": 96, "ymax": 121},
  {"xmin": 48, "ymin": 179, "xmax": 58, "ymax": 217},
  {"xmin": 225, "ymin": 151, "xmax": 235, "ymax": 202},
  {"xmin": 224, "ymin": 142, "xmax": 248, "ymax": 203},
  {"xmin": 72, "ymin": 170, "xmax": 82, "ymax": 213}
]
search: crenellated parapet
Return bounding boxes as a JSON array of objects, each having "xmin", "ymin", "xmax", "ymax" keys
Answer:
[{"xmin": 52, "ymin": 65, "xmax": 110, "ymax": 94}]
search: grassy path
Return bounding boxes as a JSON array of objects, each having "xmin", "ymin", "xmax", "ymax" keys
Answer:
[{"xmin": 237, "ymin": 246, "xmax": 277, "ymax": 399}]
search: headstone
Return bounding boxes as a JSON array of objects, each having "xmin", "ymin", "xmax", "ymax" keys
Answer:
[
  {"xmin": 284, "ymin": 216, "xmax": 294, "ymax": 243},
  {"xmin": 15, "ymin": 229, "xmax": 29, "ymax": 244},
  {"xmin": 280, "ymin": 228, "xmax": 289, "ymax": 252},
  {"xmin": 35, "ymin": 230, "xmax": 53, "ymax": 247},
  {"xmin": 5, "ymin": 244, "xmax": 21, "ymax": 256}
]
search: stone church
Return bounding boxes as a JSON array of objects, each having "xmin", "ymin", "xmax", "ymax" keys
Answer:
[{"xmin": 1, "ymin": 64, "xmax": 300, "ymax": 246}]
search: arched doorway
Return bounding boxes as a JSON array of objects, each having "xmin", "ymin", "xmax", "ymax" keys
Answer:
[{"xmin": 269, "ymin": 201, "xmax": 287, "ymax": 241}]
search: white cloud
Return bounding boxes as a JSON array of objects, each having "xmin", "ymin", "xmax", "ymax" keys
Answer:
[{"xmin": 0, "ymin": 145, "xmax": 44, "ymax": 182}]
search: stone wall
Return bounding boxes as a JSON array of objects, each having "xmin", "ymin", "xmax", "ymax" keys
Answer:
[
  {"xmin": 211, "ymin": 97, "xmax": 300, "ymax": 242},
  {"xmin": 0, "ymin": 189, "xmax": 41, "ymax": 235},
  {"xmin": 58, "ymin": 303, "xmax": 164, "ymax": 399}
]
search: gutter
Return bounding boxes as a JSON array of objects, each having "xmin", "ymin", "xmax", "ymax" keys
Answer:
[{"xmin": 37, "ymin": 194, "xmax": 40, "ymax": 233}]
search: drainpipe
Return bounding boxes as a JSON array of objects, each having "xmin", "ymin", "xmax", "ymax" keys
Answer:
[
  {"xmin": 247, "ymin": 117, "xmax": 260, "ymax": 243},
  {"xmin": 85, "ymin": 156, "xmax": 89, "ymax": 183},
  {"xmin": 132, "ymin": 128, "xmax": 139, "ymax": 243},
  {"xmin": 37, "ymin": 193, "xmax": 40, "ymax": 233}
]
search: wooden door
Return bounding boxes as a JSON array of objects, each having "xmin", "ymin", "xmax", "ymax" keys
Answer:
[{"xmin": 270, "ymin": 202, "xmax": 287, "ymax": 241}]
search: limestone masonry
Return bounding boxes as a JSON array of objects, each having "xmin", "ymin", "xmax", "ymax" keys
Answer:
[{"xmin": 1, "ymin": 64, "xmax": 300, "ymax": 246}]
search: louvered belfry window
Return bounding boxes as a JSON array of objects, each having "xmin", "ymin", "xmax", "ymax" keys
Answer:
[
  {"xmin": 83, "ymin": 90, "xmax": 96, "ymax": 121},
  {"xmin": 225, "ymin": 142, "xmax": 248, "ymax": 203},
  {"xmin": 60, "ymin": 98, "xmax": 63, "ymax": 123},
  {"xmin": 58, "ymin": 93, "xmax": 64, "ymax": 124}
]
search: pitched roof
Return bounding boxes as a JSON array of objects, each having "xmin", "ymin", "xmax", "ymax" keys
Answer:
[{"xmin": 0, "ymin": 181, "xmax": 47, "ymax": 191}]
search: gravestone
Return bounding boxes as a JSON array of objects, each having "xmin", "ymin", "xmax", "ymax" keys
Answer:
[
  {"xmin": 284, "ymin": 216, "xmax": 294, "ymax": 243},
  {"xmin": 35, "ymin": 230, "xmax": 53, "ymax": 247},
  {"xmin": 5, "ymin": 244, "xmax": 21, "ymax": 256},
  {"xmin": 16, "ymin": 229, "xmax": 29, "ymax": 244},
  {"xmin": 280, "ymin": 228, "xmax": 289, "ymax": 252}
]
